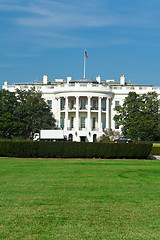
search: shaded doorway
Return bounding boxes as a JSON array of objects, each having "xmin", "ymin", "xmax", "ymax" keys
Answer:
[
  {"xmin": 69, "ymin": 134, "xmax": 73, "ymax": 141},
  {"xmin": 93, "ymin": 134, "xmax": 97, "ymax": 142},
  {"xmin": 80, "ymin": 136, "xmax": 86, "ymax": 142}
]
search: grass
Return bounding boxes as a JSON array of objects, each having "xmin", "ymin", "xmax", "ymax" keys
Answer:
[
  {"xmin": 0, "ymin": 158, "xmax": 160, "ymax": 239},
  {"xmin": 153, "ymin": 143, "xmax": 160, "ymax": 147}
]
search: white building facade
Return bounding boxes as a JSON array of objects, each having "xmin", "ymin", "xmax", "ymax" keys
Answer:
[{"xmin": 2, "ymin": 74, "xmax": 160, "ymax": 142}]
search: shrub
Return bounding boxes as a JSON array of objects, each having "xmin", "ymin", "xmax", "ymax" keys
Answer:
[
  {"xmin": 0, "ymin": 141, "xmax": 38, "ymax": 158},
  {"xmin": 101, "ymin": 136, "xmax": 110, "ymax": 142},
  {"xmin": 0, "ymin": 141, "xmax": 152, "ymax": 159},
  {"xmin": 151, "ymin": 147, "xmax": 160, "ymax": 155}
]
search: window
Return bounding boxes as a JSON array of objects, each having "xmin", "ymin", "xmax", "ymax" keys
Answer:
[
  {"xmin": 92, "ymin": 117, "xmax": 96, "ymax": 129},
  {"xmin": 92, "ymin": 99, "xmax": 97, "ymax": 110},
  {"xmin": 115, "ymin": 101, "xmax": 119, "ymax": 109},
  {"xmin": 61, "ymin": 99, "xmax": 65, "ymax": 110},
  {"xmin": 47, "ymin": 100, "xmax": 52, "ymax": 109},
  {"xmin": 102, "ymin": 117, "xmax": 106, "ymax": 129},
  {"xmin": 81, "ymin": 117, "xmax": 85, "ymax": 129},
  {"xmin": 102, "ymin": 100, "xmax": 106, "ymax": 110},
  {"xmin": 70, "ymin": 99, "xmax": 74, "ymax": 109},
  {"xmin": 60, "ymin": 117, "xmax": 64, "ymax": 129},
  {"xmin": 70, "ymin": 117, "xmax": 74, "ymax": 129},
  {"xmin": 81, "ymin": 99, "xmax": 86, "ymax": 109},
  {"xmin": 115, "ymin": 120, "xmax": 119, "ymax": 129}
]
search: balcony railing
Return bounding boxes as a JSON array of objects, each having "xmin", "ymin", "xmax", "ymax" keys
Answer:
[
  {"xmin": 60, "ymin": 105, "xmax": 107, "ymax": 111},
  {"xmin": 79, "ymin": 127, "xmax": 86, "ymax": 130},
  {"xmin": 92, "ymin": 127, "xmax": 98, "ymax": 131},
  {"xmin": 91, "ymin": 107, "xmax": 98, "ymax": 110},
  {"xmin": 67, "ymin": 127, "xmax": 74, "ymax": 130}
]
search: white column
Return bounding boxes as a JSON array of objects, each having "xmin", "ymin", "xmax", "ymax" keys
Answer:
[
  {"xmin": 87, "ymin": 96, "xmax": 91, "ymax": 131},
  {"xmin": 64, "ymin": 96, "xmax": 68, "ymax": 131},
  {"xmin": 98, "ymin": 97, "xmax": 102, "ymax": 131},
  {"xmin": 110, "ymin": 98, "xmax": 113, "ymax": 129},
  {"xmin": 57, "ymin": 97, "xmax": 61, "ymax": 128},
  {"xmin": 106, "ymin": 98, "xmax": 110, "ymax": 129},
  {"xmin": 76, "ymin": 96, "xmax": 79, "ymax": 131}
]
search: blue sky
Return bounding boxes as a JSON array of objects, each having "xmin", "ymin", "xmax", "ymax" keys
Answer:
[{"xmin": 1, "ymin": 0, "xmax": 160, "ymax": 86}]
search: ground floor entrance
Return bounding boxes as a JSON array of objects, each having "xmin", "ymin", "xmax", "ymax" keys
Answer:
[{"xmin": 80, "ymin": 136, "xmax": 86, "ymax": 142}]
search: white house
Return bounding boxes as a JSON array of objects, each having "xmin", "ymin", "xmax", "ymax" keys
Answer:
[{"xmin": 2, "ymin": 74, "xmax": 160, "ymax": 142}]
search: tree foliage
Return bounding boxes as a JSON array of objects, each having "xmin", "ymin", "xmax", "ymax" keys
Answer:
[
  {"xmin": 0, "ymin": 90, "xmax": 22, "ymax": 138},
  {"xmin": 0, "ymin": 88, "xmax": 56, "ymax": 138},
  {"xmin": 114, "ymin": 91, "xmax": 160, "ymax": 141}
]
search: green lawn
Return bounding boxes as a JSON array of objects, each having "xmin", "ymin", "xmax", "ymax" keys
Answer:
[
  {"xmin": 153, "ymin": 143, "xmax": 160, "ymax": 147},
  {"xmin": 0, "ymin": 158, "xmax": 160, "ymax": 239}
]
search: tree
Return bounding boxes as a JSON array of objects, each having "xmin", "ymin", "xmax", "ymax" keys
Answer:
[
  {"xmin": 16, "ymin": 88, "xmax": 56, "ymax": 138},
  {"xmin": 0, "ymin": 88, "xmax": 56, "ymax": 139},
  {"xmin": 114, "ymin": 92, "xmax": 160, "ymax": 141},
  {"xmin": 0, "ymin": 90, "xmax": 23, "ymax": 138}
]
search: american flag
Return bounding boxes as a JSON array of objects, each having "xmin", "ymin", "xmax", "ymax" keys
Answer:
[{"xmin": 85, "ymin": 51, "xmax": 88, "ymax": 58}]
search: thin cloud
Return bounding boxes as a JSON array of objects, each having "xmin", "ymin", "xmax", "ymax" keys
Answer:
[
  {"xmin": 0, "ymin": 0, "xmax": 119, "ymax": 29},
  {"xmin": 0, "ymin": 0, "xmax": 159, "ymax": 29},
  {"xmin": 6, "ymin": 53, "xmax": 35, "ymax": 58},
  {"xmin": 0, "ymin": 0, "xmax": 160, "ymax": 51}
]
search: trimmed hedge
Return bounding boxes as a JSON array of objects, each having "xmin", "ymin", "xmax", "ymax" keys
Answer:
[
  {"xmin": 151, "ymin": 147, "xmax": 160, "ymax": 155},
  {"xmin": 0, "ymin": 141, "xmax": 152, "ymax": 159}
]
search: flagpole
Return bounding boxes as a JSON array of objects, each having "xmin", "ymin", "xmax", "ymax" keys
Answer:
[{"xmin": 84, "ymin": 49, "xmax": 86, "ymax": 79}]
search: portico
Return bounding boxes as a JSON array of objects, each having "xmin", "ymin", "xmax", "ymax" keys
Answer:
[{"xmin": 55, "ymin": 94, "xmax": 112, "ymax": 142}]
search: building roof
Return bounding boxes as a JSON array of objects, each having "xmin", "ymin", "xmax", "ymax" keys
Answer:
[{"xmin": 69, "ymin": 78, "xmax": 98, "ymax": 84}]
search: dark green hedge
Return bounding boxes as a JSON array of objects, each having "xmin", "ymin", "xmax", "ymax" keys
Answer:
[
  {"xmin": 0, "ymin": 141, "xmax": 152, "ymax": 159},
  {"xmin": 151, "ymin": 147, "xmax": 160, "ymax": 155}
]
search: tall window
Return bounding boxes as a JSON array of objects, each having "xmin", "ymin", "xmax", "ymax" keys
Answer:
[
  {"xmin": 81, "ymin": 117, "xmax": 85, "ymax": 129},
  {"xmin": 102, "ymin": 117, "xmax": 106, "ymax": 129},
  {"xmin": 70, "ymin": 99, "xmax": 74, "ymax": 109},
  {"xmin": 92, "ymin": 117, "xmax": 96, "ymax": 129},
  {"xmin": 115, "ymin": 101, "xmax": 120, "ymax": 109},
  {"xmin": 70, "ymin": 117, "xmax": 74, "ymax": 129},
  {"xmin": 102, "ymin": 100, "xmax": 106, "ymax": 110},
  {"xmin": 61, "ymin": 99, "xmax": 65, "ymax": 110},
  {"xmin": 60, "ymin": 117, "xmax": 64, "ymax": 129},
  {"xmin": 92, "ymin": 99, "xmax": 97, "ymax": 110},
  {"xmin": 47, "ymin": 100, "xmax": 52, "ymax": 109},
  {"xmin": 81, "ymin": 99, "xmax": 86, "ymax": 109}
]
